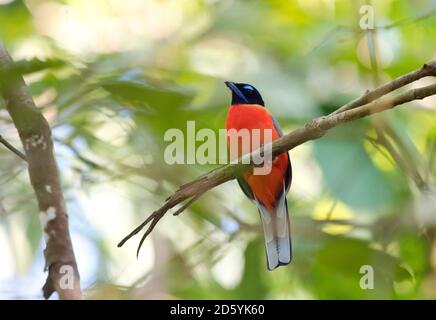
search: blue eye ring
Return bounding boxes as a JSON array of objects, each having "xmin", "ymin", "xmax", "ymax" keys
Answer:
[{"xmin": 243, "ymin": 85, "xmax": 254, "ymax": 92}]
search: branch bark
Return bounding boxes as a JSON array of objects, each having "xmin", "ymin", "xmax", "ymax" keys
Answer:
[
  {"xmin": 0, "ymin": 42, "xmax": 81, "ymax": 299},
  {"xmin": 119, "ymin": 61, "xmax": 436, "ymax": 255}
]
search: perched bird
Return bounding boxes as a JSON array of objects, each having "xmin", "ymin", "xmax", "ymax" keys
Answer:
[{"xmin": 225, "ymin": 81, "xmax": 292, "ymax": 270}]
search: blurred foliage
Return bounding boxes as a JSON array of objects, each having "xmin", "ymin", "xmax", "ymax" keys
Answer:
[{"xmin": 0, "ymin": 0, "xmax": 435, "ymax": 299}]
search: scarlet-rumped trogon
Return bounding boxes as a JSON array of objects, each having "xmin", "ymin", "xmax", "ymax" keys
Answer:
[{"xmin": 225, "ymin": 81, "xmax": 292, "ymax": 270}]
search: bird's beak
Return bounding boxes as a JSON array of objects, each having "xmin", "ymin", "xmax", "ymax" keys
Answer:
[{"xmin": 225, "ymin": 81, "xmax": 248, "ymax": 103}]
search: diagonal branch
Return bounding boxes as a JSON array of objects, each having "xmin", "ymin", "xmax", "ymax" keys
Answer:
[
  {"xmin": 118, "ymin": 61, "xmax": 436, "ymax": 255},
  {"xmin": 0, "ymin": 42, "xmax": 82, "ymax": 299},
  {"xmin": 332, "ymin": 61, "xmax": 436, "ymax": 114},
  {"xmin": 0, "ymin": 134, "xmax": 27, "ymax": 161}
]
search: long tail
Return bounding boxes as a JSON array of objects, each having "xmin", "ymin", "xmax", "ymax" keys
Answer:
[{"xmin": 256, "ymin": 190, "xmax": 292, "ymax": 270}]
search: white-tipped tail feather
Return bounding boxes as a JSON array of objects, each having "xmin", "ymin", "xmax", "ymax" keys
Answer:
[{"xmin": 255, "ymin": 188, "xmax": 292, "ymax": 270}]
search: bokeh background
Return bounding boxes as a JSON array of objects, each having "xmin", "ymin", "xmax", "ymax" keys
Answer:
[{"xmin": 0, "ymin": 0, "xmax": 435, "ymax": 299}]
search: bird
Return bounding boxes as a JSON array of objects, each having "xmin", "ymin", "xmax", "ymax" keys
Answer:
[{"xmin": 225, "ymin": 81, "xmax": 292, "ymax": 270}]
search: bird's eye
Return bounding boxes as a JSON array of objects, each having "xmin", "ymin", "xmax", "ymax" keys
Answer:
[{"xmin": 243, "ymin": 85, "xmax": 254, "ymax": 93}]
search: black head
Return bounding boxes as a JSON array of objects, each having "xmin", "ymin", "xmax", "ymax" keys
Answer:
[{"xmin": 225, "ymin": 81, "xmax": 265, "ymax": 106}]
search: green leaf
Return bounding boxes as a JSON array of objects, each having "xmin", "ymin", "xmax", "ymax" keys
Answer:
[
  {"xmin": 313, "ymin": 124, "xmax": 398, "ymax": 210},
  {"xmin": 102, "ymin": 79, "xmax": 193, "ymax": 111},
  {"xmin": 1, "ymin": 58, "xmax": 66, "ymax": 78},
  {"xmin": 0, "ymin": 1, "xmax": 33, "ymax": 42},
  {"xmin": 306, "ymin": 237, "xmax": 412, "ymax": 299}
]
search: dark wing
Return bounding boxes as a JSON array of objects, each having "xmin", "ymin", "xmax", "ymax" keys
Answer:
[
  {"xmin": 237, "ymin": 177, "xmax": 255, "ymax": 201},
  {"xmin": 271, "ymin": 115, "xmax": 292, "ymax": 192}
]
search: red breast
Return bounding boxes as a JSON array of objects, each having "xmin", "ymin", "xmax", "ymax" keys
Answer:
[{"xmin": 226, "ymin": 104, "xmax": 289, "ymax": 210}]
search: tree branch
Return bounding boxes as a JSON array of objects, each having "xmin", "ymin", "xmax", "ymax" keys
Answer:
[
  {"xmin": 119, "ymin": 61, "xmax": 436, "ymax": 255},
  {"xmin": 332, "ymin": 61, "xmax": 436, "ymax": 114},
  {"xmin": 0, "ymin": 42, "xmax": 82, "ymax": 299}
]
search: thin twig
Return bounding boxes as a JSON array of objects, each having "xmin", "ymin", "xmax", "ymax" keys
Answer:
[
  {"xmin": 173, "ymin": 193, "xmax": 203, "ymax": 216},
  {"xmin": 0, "ymin": 134, "xmax": 27, "ymax": 161}
]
